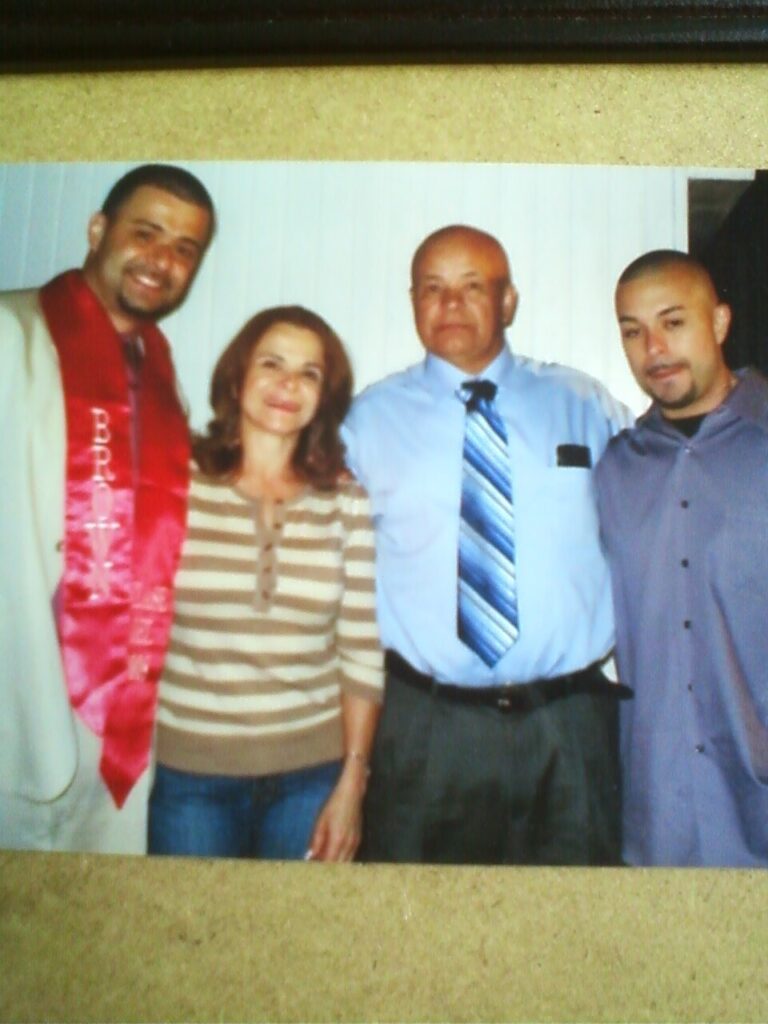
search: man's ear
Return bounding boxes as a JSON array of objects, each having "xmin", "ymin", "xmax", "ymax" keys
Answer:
[
  {"xmin": 502, "ymin": 283, "xmax": 518, "ymax": 327},
  {"xmin": 713, "ymin": 302, "xmax": 732, "ymax": 347},
  {"xmin": 86, "ymin": 212, "xmax": 107, "ymax": 253}
]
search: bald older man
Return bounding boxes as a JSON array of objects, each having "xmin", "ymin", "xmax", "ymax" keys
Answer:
[
  {"xmin": 343, "ymin": 225, "xmax": 632, "ymax": 865},
  {"xmin": 595, "ymin": 249, "xmax": 768, "ymax": 867}
]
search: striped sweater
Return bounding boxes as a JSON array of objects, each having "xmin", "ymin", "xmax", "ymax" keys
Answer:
[{"xmin": 155, "ymin": 468, "xmax": 384, "ymax": 777}]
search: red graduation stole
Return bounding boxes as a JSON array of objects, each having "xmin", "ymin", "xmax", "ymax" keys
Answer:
[{"xmin": 40, "ymin": 270, "xmax": 189, "ymax": 808}]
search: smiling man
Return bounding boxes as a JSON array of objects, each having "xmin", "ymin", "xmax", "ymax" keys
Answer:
[
  {"xmin": 595, "ymin": 249, "xmax": 768, "ymax": 866},
  {"xmin": 0, "ymin": 164, "xmax": 215, "ymax": 853},
  {"xmin": 343, "ymin": 224, "xmax": 632, "ymax": 865}
]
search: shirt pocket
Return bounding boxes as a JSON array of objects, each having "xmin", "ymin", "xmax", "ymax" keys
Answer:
[
  {"xmin": 525, "ymin": 463, "xmax": 595, "ymax": 517},
  {"xmin": 518, "ymin": 463, "xmax": 600, "ymax": 562}
]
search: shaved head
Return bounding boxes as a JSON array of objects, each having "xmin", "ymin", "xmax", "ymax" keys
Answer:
[
  {"xmin": 618, "ymin": 249, "xmax": 718, "ymax": 297},
  {"xmin": 411, "ymin": 225, "xmax": 511, "ymax": 288}
]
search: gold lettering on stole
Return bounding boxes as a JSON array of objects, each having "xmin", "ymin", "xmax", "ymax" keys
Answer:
[
  {"xmin": 85, "ymin": 407, "xmax": 119, "ymax": 599},
  {"xmin": 127, "ymin": 586, "xmax": 171, "ymax": 681}
]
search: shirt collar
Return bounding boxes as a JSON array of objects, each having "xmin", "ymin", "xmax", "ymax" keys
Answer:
[
  {"xmin": 641, "ymin": 367, "xmax": 768, "ymax": 437},
  {"xmin": 421, "ymin": 346, "xmax": 515, "ymax": 401},
  {"xmin": 727, "ymin": 368, "xmax": 768, "ymax": 431}
]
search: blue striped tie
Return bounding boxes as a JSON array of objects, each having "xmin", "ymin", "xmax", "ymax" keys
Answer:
[{"xmin": 458, "ymin": 379, "xmax": 519, "ymax": 666}]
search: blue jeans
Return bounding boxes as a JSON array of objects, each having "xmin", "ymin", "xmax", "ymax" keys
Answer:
[{"xmin": 148, "ymin": 760, "xmax": 341, "ymax": 860}]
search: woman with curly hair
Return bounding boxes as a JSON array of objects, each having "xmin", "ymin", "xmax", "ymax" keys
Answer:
[{"xmin": 148, "ymin": 306, "xmax": 383, "ymax": 861}]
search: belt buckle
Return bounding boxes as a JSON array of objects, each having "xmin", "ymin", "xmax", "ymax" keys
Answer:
[{"xmin": 494, "ymin": 686, "xmax": 515, "ymax": 712}]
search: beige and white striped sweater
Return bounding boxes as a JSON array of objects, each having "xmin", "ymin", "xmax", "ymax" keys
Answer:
[{"xmin": 155, "ymin": 468, "xmax": 384, "ymax": 777}]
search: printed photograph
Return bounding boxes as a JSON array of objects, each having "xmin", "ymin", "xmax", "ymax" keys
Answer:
[{"xmin": 1, "ymin": 160, "xmax": 765, "ymax": 869}]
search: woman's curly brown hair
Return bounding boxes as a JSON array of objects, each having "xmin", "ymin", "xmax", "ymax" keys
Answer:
[{"xmin": 193, "ymin": 306, "xmax": 353, "ymax": 490}]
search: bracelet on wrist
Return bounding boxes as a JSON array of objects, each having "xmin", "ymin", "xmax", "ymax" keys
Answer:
[{"xmin": 345, "ymin": 749, "xmax": 370, "ymax": 775}]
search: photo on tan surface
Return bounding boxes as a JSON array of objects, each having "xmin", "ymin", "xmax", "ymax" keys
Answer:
[{"xmin": 0, "ymin": 52, "xmax": 766, "ymax": 1003}]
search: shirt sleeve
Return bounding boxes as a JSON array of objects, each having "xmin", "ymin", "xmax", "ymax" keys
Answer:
[
  {"xmin": 595, "ymin": 381, "xmax": 635, "ymax": 434},
  {"xmin": 340, "ymin": 412, "xmax": 364, "ymax": 484},
  {"xmin": 335, "ymin": 482, "xmax": 384, "ymax": 702}
]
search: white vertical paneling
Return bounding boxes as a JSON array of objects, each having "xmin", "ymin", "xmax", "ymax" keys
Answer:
[
  {"xmin": 0, "ymin": 161, "xmax": 754, "ymax": 425},
  {"xmin": 1, "ymin": 163, "xmax": 36, "ymax": 287},
  {"xmin": 26, "ymin": 165, "xmax": 64, "ymax": 284},
  {"xmin": 314, "ymin": 162, "xmax": 384, "ymax": 386},
  {"xmin": 528, "ymin": 164, "xmax": 574, "ymax": 368},
  {"xmin": 570, "ymin": 165, "xmax": 612, "ymax": 383}
]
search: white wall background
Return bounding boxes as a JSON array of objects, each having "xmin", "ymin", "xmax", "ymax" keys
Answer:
[{"xmin": 0, "ymin": 161, "xmax": 754, "ymax": 424}]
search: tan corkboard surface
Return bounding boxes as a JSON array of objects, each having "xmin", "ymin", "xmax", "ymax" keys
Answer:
[
  {"xmin": 0, "ymin": 64, "xmax": 766, "ymax": 166},
  {"xmin": 1, "ymin": 64, "xmax": 768, "ymax": 1023},
  {"xmin": 1, "ymin": 850, "xmax": 767, "ymax": 1023}
]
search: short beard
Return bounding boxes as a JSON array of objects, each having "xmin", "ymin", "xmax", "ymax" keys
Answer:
[
  {"xmin": 655, "ymin": 384, "xmax": 699, "ymax": 412},
  {"xmin": 117, "ymin": 289, "xmax": 184, "ymax": 324}
]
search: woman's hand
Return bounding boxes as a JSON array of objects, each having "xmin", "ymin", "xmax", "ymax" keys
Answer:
[
  {"xmin": 307, "ymin": 756, "xmax": 368, "ymax": 862},
  {"xmin": 308, "ymin": 693, "xmax": 380, "ymax": 862}
]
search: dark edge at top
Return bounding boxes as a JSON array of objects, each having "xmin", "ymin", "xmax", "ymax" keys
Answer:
[{"xmin": 2, "ymin": 0, "xmax": 768, "ymax": 70}]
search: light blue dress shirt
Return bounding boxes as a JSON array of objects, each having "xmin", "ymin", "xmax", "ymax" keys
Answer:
[{"xmin": 342, "ymin": 346, "xmax": 632, "ymax": 686}]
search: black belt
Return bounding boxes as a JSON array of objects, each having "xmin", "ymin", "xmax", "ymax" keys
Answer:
[{"xmin": 385, "ymin": 650, "xmax": 632, "ymax": 714}]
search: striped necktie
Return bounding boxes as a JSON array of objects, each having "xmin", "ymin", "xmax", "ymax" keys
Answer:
[{"xmin": 457, "ymin": 379, "xmax": 519, "ymax": 666}]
